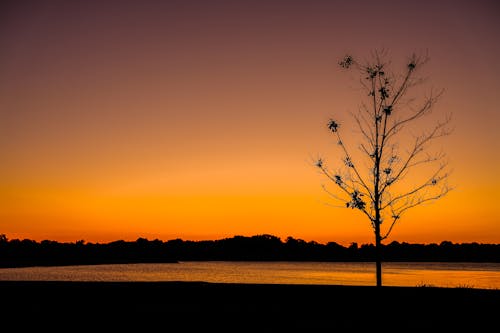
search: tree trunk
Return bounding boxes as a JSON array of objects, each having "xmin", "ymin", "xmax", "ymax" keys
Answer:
[{"xmin": 375, "ymin": 221, "xmax": 382, "ymax": 287}]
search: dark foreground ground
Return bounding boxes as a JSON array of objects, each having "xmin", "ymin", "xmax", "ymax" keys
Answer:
[{"xmin": 1, "ymin": 281, "xmax": 498, "ymax": 331}]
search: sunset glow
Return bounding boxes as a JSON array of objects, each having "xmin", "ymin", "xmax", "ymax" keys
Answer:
[{"xmin": 1, "ymin": 0, "xmax": 499, "ymax": 245}]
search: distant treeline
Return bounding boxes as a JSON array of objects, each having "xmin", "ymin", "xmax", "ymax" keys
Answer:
[{"xmin": 0, "ymin": 234, "xmax": 499, "ymax": 267}]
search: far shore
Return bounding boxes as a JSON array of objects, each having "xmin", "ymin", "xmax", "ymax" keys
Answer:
[
  {"xmin": 1, "ymin": 281, "xmax": 498, "ymax": 330},
  {"xmin": 2, "ymin": 235, "xmax": 499, "ymax": 267}
]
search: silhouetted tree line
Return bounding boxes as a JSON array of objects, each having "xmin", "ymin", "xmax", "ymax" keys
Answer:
[{"xmin": 0, "ymin": 234, "xmax": 499, "ymax": 267}]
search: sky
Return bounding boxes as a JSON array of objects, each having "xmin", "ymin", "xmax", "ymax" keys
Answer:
[{"xmin": 1, "ymin": 0, "xmax": 499, "ymax": 245}]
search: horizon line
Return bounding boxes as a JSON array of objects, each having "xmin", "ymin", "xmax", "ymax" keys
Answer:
[{"xmin": 1, "ymin": 233, "xmax": 498, "ymax": 246}]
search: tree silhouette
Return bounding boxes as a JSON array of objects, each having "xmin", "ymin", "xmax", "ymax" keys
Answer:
[{"xmin": 316, "ymin": 50, "xmax": 452, "ymax": 286}]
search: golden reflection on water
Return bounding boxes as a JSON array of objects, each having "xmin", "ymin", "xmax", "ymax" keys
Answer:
[
  {"xmin": 382, "ymin": 262, "xmax": 500, "ymax": 289},
  {"xmin": 0, "ymin": 262, "xmax": 498, "ymax": 289}
]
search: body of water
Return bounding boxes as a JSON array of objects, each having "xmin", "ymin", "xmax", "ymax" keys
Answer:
[{"xmin": 0, "ymin": 261, "xmax": 498, "ymax": 289}]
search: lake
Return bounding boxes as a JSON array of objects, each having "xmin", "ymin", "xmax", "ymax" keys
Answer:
[{"xmin": 0, "ymin": 261, "xmax": 498, "ymax": 289}]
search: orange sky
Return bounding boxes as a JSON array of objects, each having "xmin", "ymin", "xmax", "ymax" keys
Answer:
[{"xmin": 1, "ymin": 0, "xmax": 499, "ymax": 245}]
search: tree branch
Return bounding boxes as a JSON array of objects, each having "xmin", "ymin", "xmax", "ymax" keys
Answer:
[
  {"xmin": 381, "ymin": 185, "xmax": 451, "ymax": 240},
  {"xmin": 318, "ymin": 168, "xmax": 375, "ymax": 223},
  {"xmin": 335, "ymin": 131, "xmax": 375, "ymax": 200},
  {"xmin": 381, "ymin": 115, "xmax": 451, "ymax": 194},
  {"xmin": 385, "ymin": 90, "xmax": 443, "ymax": 141},
  {"xmin": 382, "ymin": 162, "xmax": 449, "ymax": 209}
]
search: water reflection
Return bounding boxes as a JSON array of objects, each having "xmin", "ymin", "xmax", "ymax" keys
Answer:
[{"xmin": 0, "ymin": 262, "xmax": 498, "ymax": 289}]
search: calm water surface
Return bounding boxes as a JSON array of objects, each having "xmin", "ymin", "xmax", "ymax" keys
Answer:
[{"xmin": 0, "ymin": 261, "xmax": 498, "ymax": 289}]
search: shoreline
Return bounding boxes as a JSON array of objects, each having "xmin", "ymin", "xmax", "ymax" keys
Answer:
[{"xmin": 1, "ymin": 281, "xmax": 498, "ymax": 329}]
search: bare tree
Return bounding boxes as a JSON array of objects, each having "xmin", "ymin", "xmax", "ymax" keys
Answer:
[{"xmin": 316, "ymin": 50, "xmax": 452, "ymax": 287}]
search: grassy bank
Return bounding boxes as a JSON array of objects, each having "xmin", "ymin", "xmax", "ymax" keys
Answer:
[{"xmin": 1, "ymin": 281, "xmax": 498, "ymax": 330}]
